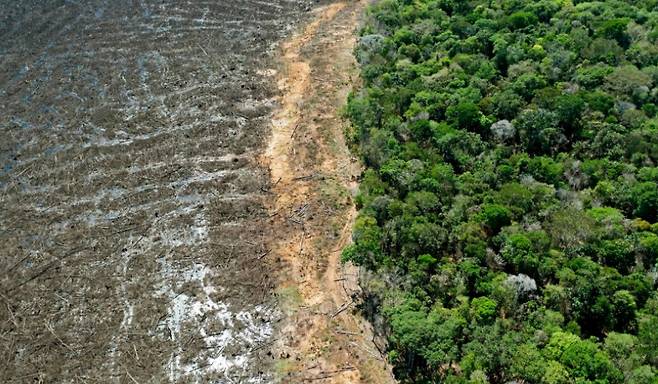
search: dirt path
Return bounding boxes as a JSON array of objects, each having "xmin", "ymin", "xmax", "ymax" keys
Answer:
[{"xmin": 262, "ymin": 1, "xmax": 396, "ymax": 382}]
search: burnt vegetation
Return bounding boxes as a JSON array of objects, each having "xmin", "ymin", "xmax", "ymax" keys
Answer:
[{"xmin": 0, "ymin": 0, "xmax": 318, "ymax": 382}]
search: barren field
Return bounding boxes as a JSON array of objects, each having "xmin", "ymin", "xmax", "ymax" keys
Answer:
[{"xmin": 0, "ymin": 1, "xmax": 319, "ymax": 382}]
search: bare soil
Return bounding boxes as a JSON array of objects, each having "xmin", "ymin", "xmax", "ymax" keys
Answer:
[{"xmin": 263, "ymin": 2, "xmax": 395, "ymax": 382}]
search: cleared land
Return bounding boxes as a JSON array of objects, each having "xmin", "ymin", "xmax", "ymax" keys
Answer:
[{"xmin": 1, "ymin": 1, "xmax": 314, "ymax": 382}]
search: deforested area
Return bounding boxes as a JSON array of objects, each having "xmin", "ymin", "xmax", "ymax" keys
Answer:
[
  {"xmin": 345, "ymin": 0, "xmax": 658, "ymax": 383},
  {"xmin": 0, "ymin": 0, "xmax": 320, "ymax": 382}
]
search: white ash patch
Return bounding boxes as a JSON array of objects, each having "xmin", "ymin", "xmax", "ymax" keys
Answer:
[{"xmin": 156, "ymin": 258, "xmax": 277, "ymax": 383}]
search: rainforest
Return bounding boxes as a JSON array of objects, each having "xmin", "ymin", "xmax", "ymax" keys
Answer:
[{"xmin": 345, "ymin": 0, "xmax": 658, "ymax": 383}]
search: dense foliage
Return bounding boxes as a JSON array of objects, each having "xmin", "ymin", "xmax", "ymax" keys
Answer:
[{"xmin": 344, "ymin": 0, "xmax": 658, "ymax": 383}]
